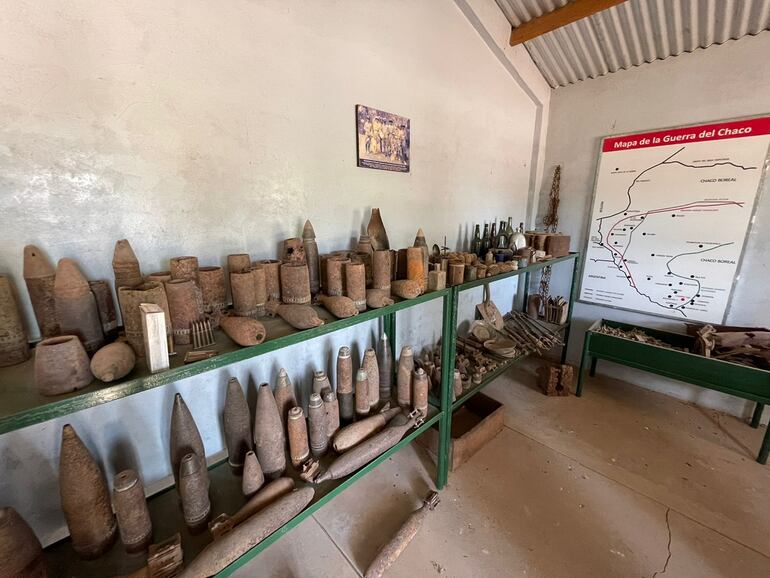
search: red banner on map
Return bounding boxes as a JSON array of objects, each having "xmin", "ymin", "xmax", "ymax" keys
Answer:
[{"xmin": 602, "ymin": 117, "xmax": 770, "ymax": 152}]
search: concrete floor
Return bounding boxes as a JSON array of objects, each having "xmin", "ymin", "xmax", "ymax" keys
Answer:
[{"xmin": 233, "ymin": 359, "xmax": 770, "ymax": 577}]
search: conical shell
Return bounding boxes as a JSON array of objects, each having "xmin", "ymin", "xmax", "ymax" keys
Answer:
[
  {"xmin": 302, "ymin": 220, "xmax": 320, "ymax": 295},
  {"xmin": 90, "ymin": 342, "xmax": 135, "ymax": 383},
  {"xmin": 362, "ymin": 349, "xmax": 379, "ymax": 409},
  {"xmin": 265, "ymin": 301, "xmax": 324, "ymax": 330},
  {"xmin": 59, "ymin": 424, "xmax": 117, "ymax": 559},
  {"xmin": 179, "ymin": 453, "xmax": 210, "ymax": 529},
  {"xmin": 242, "ymin": 451, "xmax": 265, "ymax": 497},
  {"xmin": 273, "ymin": 368, "xmax": 296, "ymax": 425},
  {"xmin": 170, "ymin": 393, "xmax": 208, "ymax": 488},
  {"xmin": 318, "ymin": 295, "xmax": 358, "ymax": 319},
  {"xmin": 253, "ymin": 384, "xmax": 286, "ymax": 478},
  {"xmin": 366, "ymin": 288, "xmax": 394, "ymax": 309},
  {"xmin": 307, "ymin": 393, "xmax": 328, "ymax": 457},
  {"xmin": 312, "ymin": 370, "xmax": 331, "ymax": 395},
  {"xmin": 336, "ymin": 347, "xmax": 354, "ymax": 422},
  {"xmin": 397, "ymin": 346, "xmax": 414, "ymax": 408},
  {"xmin": 53, "ymin": 259, "xmax": 104, "ymax": 354},
  {"xmin": 23, "ymin": 244, "xmax": 58, "ymax": 338},
  {"xmin": 287, "ymin": 406, "xmax": 310, "ymax": 468},
  {"xmin": 220, "ymin": 316, "xmax": 267, "ymax": 347},
  {"xmin": 412, "ymin": 368, "xmax": 428, "ymax": 418},
  {"xmin": 332, "ymin": 407, "xmax": 401, "ymax": 453},
  {"xmin": 0, "ymin": 506, "xmax": 46, "ymax": 577},
  {"xmin": 224, "ymin": 378, "xmax": 252, "ymax": 470},
  {"xmin": 118, "ymin": 281, "xmax": 171, "ymax": 356},
  {"xmin": 170, "ymin": 256, "xmax": 199, "ymax": 284},
  {"xmin": 355, "ymin": 368, "xmax": 370, "ymax": 417},
  {"xmin": 0, "ymin": 275, "xmax": 30, "ymax": 367},
  {"xmin": 35, "ymin": 335, "xmax": 92, "ymax": 396},
  {"xmin": 113, "ymin": 469, "xmax": 152, "ymax": 554},
  {"xmin": 367, "ymin": 208, "xmax": 390, "ymax": 250},
  {"xmin": 376, "ymin": 333, "xmax": 393, "ymax": 403},
  {"xmin": 112, "ymin": 239, "xmax": 143, "ymax": 290},
  {"xmin": 323, "ymin": 389, "xmax": 340, "ymax": 439}
]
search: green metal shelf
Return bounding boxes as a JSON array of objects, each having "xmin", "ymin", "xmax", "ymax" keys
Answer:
[
  {"xmin": 457, "ymin": 252, "xmax": 579, "ymax": 292},
  {"xmin": 452, "ymin": 353, "xmax": 528, "ymax": 411}
]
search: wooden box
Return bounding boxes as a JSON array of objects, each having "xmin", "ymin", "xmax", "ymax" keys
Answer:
[
  {"xmin": 417, "ymin": 393, "xmax": 504, "ymax": 472},
  {"xmin": 545, "ymin": 234, "xmax": 571, "ymax": 258}
]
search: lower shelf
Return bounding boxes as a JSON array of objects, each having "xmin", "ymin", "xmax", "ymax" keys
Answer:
[{"xmin": 43, "ymin": 409, "xmax": 442, "ymax": 577}]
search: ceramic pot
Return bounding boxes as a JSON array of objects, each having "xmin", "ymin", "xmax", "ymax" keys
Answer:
[{"xmin": 35, "ymin": 335, "xmax": 92, "ymax": 396}]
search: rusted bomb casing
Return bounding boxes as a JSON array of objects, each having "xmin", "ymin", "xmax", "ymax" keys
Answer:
[
  {"xmin": 391, "ymin": 279, "xmax": 422, "ymax": 300},
  {"xmin": 179, "ymin": 453, "xmax": 211, "ymax": 530},
  {"xmin": 199, "ymin": 267, "xmax": 227, "ymax": 326},
  {"xmin": 0, "ymin": 275, "xmax": 29, "ymax": 367},
  {"xmin": 251, "ymin": 265, "xmax": 267, "ymax": 316},
  {"xmin": 264, "ymin": 301, "xmax": 324, "ymax": 329},
  {"xmin": 318, "ymin": 294, "xmax": 358, "ymax": 318},
  {"xmin": 118, "ymin": 282, "xmax": 172, "ymax": 356},
  {"xmin": 406, "ymin": 247, "xmax": 425, "ymax": 290},
  {"xmin": 355, "ymin": 368, "xmax": 370, "ymax": 418},
  {"xmin": 230, "ymin": 269, "xmax": 260, "ymax": 318},
  {"xmin": 325, "ymin": 256, "xmax": 349, "ymax": 296},
  {"xmin": 336, "ymin": 347, "xmax": 354, "ymax": 422},
  {"xmin": 280, "ymin": 263, "xmax": 311, "ymax": 305},
  {"xmin": 345, "ymin": 261, "xmax": 366, "ymax": 311},
  {"xmin": 242, "ymin": 450, "xmax": 265, "ymax": 497},
  {"xmin": 88, "ymin": 280, "xmax": 118, "ymax": 339},
  {"xmin": 281, "ymin": 237, "xmax": 306, "ymax": 263},
  {"xmin": 113, "ymin": 469, "xmax": 152, "ymax": 554},
  {"xmin": 23, "ymin": 245, "xmax": 59, "ymax": 338},
  {"xmin": 332, "ymin": 407, "xmax": 401, "ymax": 453},
  {"xmin": 357, "ymin": 234, "xmax": 373, "ymax": 255},
  {"xmin": 412, "ymin": 368, "xmax": 429, "ymax": 418},
  {"xmin": 323, "ymin": 389, "xmax": 340, "ymax": 438},
  {"xmin": 170, "ymin": 256, "xmax": 199, "ymax": 284},
  {"xmin": 112, "ymin": 239, "xmax": 143, "ymax": 290},
  {"xmin": 224, "ymin": 378, "xmax": 252, "ymax": 471},
  {"xmin": 376, "ymin": 333, "xmax": 393, "ymax": 403},
  {"xmin": 452, "ymin": 369, "xmax": 463, "ymax": 400},
  {"xmin": 302, "ymin": 220, "xmax": 321, "ymax": 295},
  {"xmin": 54, "ymin": 259, "xmax": 104, "ymax": 354},
  {"xmin": 145, "ymin": 271, "xmax": 172, "ymax": 284},
  {"xmin": 413, "ymin": 228, "xmax": 430, "ymax": 292},
  {"xmin": 372, "ymin": 250, "xmax": 391, "ymax": 291},
  {"xmin": 427, "ymin": 270, "xmax": 446, "ymax": 292},
  {"xmin": 211, "ymin": 477, "xmax": 295, "ymax": 537},
  {"xmin": 362, "ymin": 348, "xmax": 379, "ymax": 409},
  {"xmin": 35, "ymin": 335, "xmax": 92, "ymax": 395},
  {"xmin": 59, "ymin": 424, "xmax": 117, "ymax": 559},
  {"xmin": 354, "ymin": 251, "xmax": 373, "ymax": 288},
  {"xmin": 366, "ymin": 288, "xmax": 394, "ymax": 309},
  {"xmin": 0, "ymin": 506, "xmax": 46, "ymax": 576},
  {"xmin": 259, "ymin": 259, "xmax": 282, "ymax": 301},
  {"xmin": 170, "ymin": 393, "xmax": 208, "ymax": 489},
  {"xmin": 90, "ymin": 342, "xmax": 135, "ymax": 383},
  {"xmin": 447, "ymin": 262, "xmax": 465, "ymax": 287},
  {"xmin": 287, "ymin": 406, "xmax": 310, "ymax": 468},
  {"xmin": 312, "ymin": 370, "xmax": 331, "ymax": 395},
  {"xmin": 180, "ymin": 488, "xmax": 314, "ymax": 578},
  {"xmin": 165, "ymin": 279, "xmax": 204, "ymax": 346},
  {"xmin": 273, "ymin": 368, "xmax": 297, "ymax": 425},
  {"xmin": 367, "ymin": 208, "xmax": 390, "ymax": 251},
  {"xmin": 396, "ymin": 346, "xmax": 414, "ymax": 408},
  {"xmin": 307, "ymin": 393, "xmax": 328, "ymax": 457},
  {"xmin": 219, "ymin": 316, "xmax": 266, "ymax": 347},
  {"xmin": 254, "ymin": 383, "xmax": 286, "ymax": 479},
  {"xmin": 227, "ymin": 254, "xmax": 251, "ymax": 274}
]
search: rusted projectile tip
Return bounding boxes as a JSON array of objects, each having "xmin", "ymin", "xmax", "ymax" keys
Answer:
[
  {"xmin": 180, "ymin": 452, "xmax": 201, "ymax": 477},
  {"xmin": 61, "ymin": 423, "xmax": 76, "ymax": 439},
  {"xmin": 113, "ymin": 239, "xmax": 139, "ymax": 263},
  {"xmin": 356, "ymin": 368, "xmax": 368, "ymax": 380},
  {"xmin": 302, "ymin": 220, "xmax": 316, "ymax": 239},
  {"xmin": 277, "ymin": 368, "xmax": 290, "ymax": 386},
  {"xmin": 55, "ymin": 258, "xmax": 89, "ymax": 291},
  {"xmin": 314, "ymin": 470, "xmax": 332, "ymax": 484},
  {"xmin": 338, "ymin": 346, "xmax": 350, "ymax": 358},
  {"xmin": 23, "ymin": 245, "xmax": 55, "ymax": 278}
]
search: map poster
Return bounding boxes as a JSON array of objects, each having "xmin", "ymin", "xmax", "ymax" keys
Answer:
[
  {"xmin": 580, "ymin": 116, "xmax": 770, "ymax": 323},
  {"xmin": 356, "ymin": 105, "xmax": 410, "ymax": 173}
]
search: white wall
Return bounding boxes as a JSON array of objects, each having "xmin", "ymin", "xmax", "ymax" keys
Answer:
[
  {"xmin": 0, "ymin": 0, "xmax": 549, "ymax": 544},
  {"xmin": 540, "ymin": 33, "xmax": 770, "ymax": 420}
]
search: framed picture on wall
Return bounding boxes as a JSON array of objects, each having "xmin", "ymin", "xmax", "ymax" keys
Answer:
[{"xmin": 356, "ymin": 105, "xmax": 410, "ymax": 173}]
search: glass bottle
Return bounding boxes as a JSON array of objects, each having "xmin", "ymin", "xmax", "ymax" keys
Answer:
[
  {"xmin": 498, "ymin": 220, "xmax": 507, "ymax": 248},
  {"xmin": 470, "ymin": 224, "xmax": 481, "ymax": 255},
  {"xmin": 480, "ymin": 223, "xmax": 490, "ymax": 256},
  {"xmin": 505, "ymin": 217, "xmax": 514, "ymax": 241},
  {"xmin": 489, "ymin": 221, "xmax": 497, "ymax": 250}
]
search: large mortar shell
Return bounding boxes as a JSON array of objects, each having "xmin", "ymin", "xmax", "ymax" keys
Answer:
[
  {"xmin": 179, "ymin": 453, "xmax": 211, "ymax": 530},
  {"xmin": 367, "ymin": 208, "xmax": 390, "ymax": 251},
  {"xmin": 23, "ymin": 244, "xmax": 58, "ymax": 338},
  {"xmin": 242, "ymin": 451, "xmax": 265, "ymax": 497},
  {"xmin": 371, "ymin": 250, "xmax": 391, "ymax": 291},
  {"xmin": 113, "ymin": 469, "xmax": 152, "ymax": 554},
  {"xmin": 376, "ymin": 333, "xmax": 393, "ymax": 403},
  {"xmin": 180, "ymin": 488, "xmax": 314, "ymax": 578},
  {"xmin": 302, "ymin": 220, "xmax": 321, "ymax": 295},
  {"xmin": 312, "ymin": 370, "xmax": 331, "ymax": 395},
  {"xmin": 336, "ymin": 347, "xmax": 354, "ymax": 422},
  {"xmin": 59, "ymin": 424, "xmax": 117, "ymax": 559},
  {"xmin": 307, "ymin": 393, "xmax": 328, "ymax": 457},
  {"xmin": 170, "ymin": 256, "xmax": 199, "ymax": 285},
  {"xmin": 88, "ymin": 280, "xmax": 118, "ymax": 338},
  {"xmin": 112, "ymin": 239, "xmax": 143, "ymax": 290},
  {"xmin": 366, "ymin": 288, "xmax": 394, "ymax": 309},
  {"xmin": 332, "ymin": 407, "xmax": 401, "ymax": 453},
  {"xmin": 219, "ymin": 316, "xmax": 266, "ymax": 347},
  {"xmin": 391, "ymin": 279, "xmax": 422, "ymax": 300},
  {"xmin": 35, "ymin": 335, "xmax": 92, "ymax": 395},
  {"xmin": 344, "ymin": 261, "xmax": 366, "ymax": 312},
  {"xmin": 253, "ymin": 383, "xmax": 286, "ymax": 479},
  {"xmin": 318, "ymin": 294, "xmax": 358, "ymax": 319},
  {"xmin": 315, "ymin": 418, "xmax": 416, "ymax": 483},
  {"xmin": 54, "ymin": 259, "xmax": 104, "ymax": 354},
  {"xmin": 118, "ymin": 282, "xmax": 171, "ymax": 356},
  {"xmin": 362, "ymin": 349, "xmax": 379, "ymax": 409},
  {"xmin": 273, "ymin": 368, "xmax": 297, "ymax": 426},
  {"xmin": 229, "ymin": 477, "xmax": 295, "ymax": 528},
  {"xmin": 170, "ymin": 393, "xmax": 208, "ymax": 488},
  {"xmin": 412, "ymin": 368, "xmax": 429, "ymax": 418},
  {"xmin": 325, "ymin": 256, "xmax": 350, "ymax": 297},
  {"xmin": 226, "ymin": 254, "xmax": 251, "ymax": 274},
  {"xmin": 230, "ymin": 269, "xmax": 259, "ymax": 318},
  {"xmin": 165, "ymin": 279, "xmax": 204, "ymax": 346},
  {"xmin": 406, "ymin": 247, "xmax": 425, "ymax": 290},
  {"xmin": 396, "ymin": 346, "xmax": 414, "ymax": 409},
  {"xmin": 0, "ymin": 506, "xmax": 46, "ymax": 576},
  {"xmin": 259, "ymin": 260, "xmax": 281, "ymax": 301},
  {"xmin": 287, "ymin": 406, "xmax": 310, "ymax": 468},
  {"xmin": 265, "ymin": 301, "xmax": 324, "ymax": 329},
  {"xmin": 355, "ymin": 368, "xmax": 370, "ymax": 418},
  {"xmin": 198, "ymin": 267, "xmax": 227, "ymax": 325},
  {"xmin": 90, "ymin": 342, "xmax": 135, "ymax": 383},
  {"xmin": 224, "ymin": 378, "xmax": 252, "ymax": 471},
  {"xmin": 0, "ymin": 275, "xmax": 30, "ymax": 367},
  {"xmin": 280, "ymin": 263, "xmax": 311, "ymax": 305},
  {"xmin": 323, "ymin": 389, "xmax": 340, "ymax": 438}
]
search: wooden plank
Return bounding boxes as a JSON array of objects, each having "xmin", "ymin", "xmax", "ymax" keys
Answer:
[{"xmin": 509, "ymin": 0, "xmax": 628, "ymax": 46}]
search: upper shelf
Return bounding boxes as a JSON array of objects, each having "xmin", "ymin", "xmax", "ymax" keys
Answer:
[{"xmin": 456, "ymin": 252, "xmax": 579, "ymax": 292}]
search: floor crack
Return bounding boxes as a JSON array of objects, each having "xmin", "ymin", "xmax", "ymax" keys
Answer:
[{"xmin": 653, "ymin": 507, "xmax": 673, "ymax": 578}]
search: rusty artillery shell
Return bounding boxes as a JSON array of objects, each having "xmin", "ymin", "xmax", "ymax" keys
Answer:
[
  {"xmin": 396, "ymin": 346, "xmax": 414, "ymax": 408},
  {"xmin": 332, "ymin": 407, "xmax": 401, "ymax": 453},
  {"xmin": 355, "ymin": 368, "xmax": 370, "ymax": 418},
  {"xmin": 254, "ymin": 383, "xmax": 286, "ymax": 479},
  {"xmin": 307, "ymin": 393, "xmax": 328, "ymax": 457},
  {"xmin": 170, "ymin": 393, "xmax": 208, "ymax": 488},
  {"xmin": 230, "ymin": 269, "xmax": 260, "ymax": 318},
  {"xmin": 362, "ymin": 348, "xmax": 379, "ymax": 409},
  {"xmin": 265, "ymin": 301, "xmax": 324, "ymax": 329},
  {"xmin": 287, "ymin": 406, "xmax": 310, "ymax": 468},
  {"xmin": 413, "ymin": 228, "xmax": 430, "ymax": 292},
  {"xmin": 448, "ymin": 261, "xmax": 465, "ymax": 286},
  {"xmin": 391, "ymin": 279, "xmax": 422, "ymax": 300},
  {"xmin": 323, "ymin": 389, "xmax": 340, "ymax": 438},
  {"xmin": 336, "ymin": 347, "xmax": 354, "ymax": 422},
  {"xmin": 0, "ymin": 506, "xmax": 46, "ymax": 576},
  {"xmin": 280, "ymin": 263, "xmax": 311, "ymax": 305},
  {"xmin": 372, "ymin": 250, "xmax": 391, "ymax": 291},
  {"xmin": 325, "ymin": 255, "xmax": 349, "ymax": 296},
  {"xmin": 376, "ymin": 333, "xmax": 393, "ymax": 403},
  {"xmin": 345, "ymin": 261, "xmax": 366, "ymax": 311},
  {"xmin": 113, "ymin": 469, "xmax": 152, "ymax": 554},
  {"xmin": 218, "ymin": 477, "xmax": 295, "ymax": 535},
  {"xmin": 281, "ymin": 237, "xmax": 305, "ymax": 263},
  {"xmin": 259, "ymin": 259, "xmax": 282, "ymax": 301},
  {"xmin": 312, "ymin": 370, "xmax": 331, "ymax": 395},
  {"xmin": 112, "ymin": 239, "xmax": 143, "ymax": 290},
  {"xmin": 0, "ymin": 275, "xmax": 29, "ymax": 367},
  {"xmin": 90, "ymin": 341, "xmax": 135, "ymax": 383},
  {"xmin": 54, "ymin": 259, "xmax": 104, "ymax": 354},
  {"xmin": 220, "ymin": 315, "xmax": 266, "ymax": 347},
  {"xmin": 302, "ymin": 220, "xmax": 321, "ymax": 295},
  {"xmin": 354, "ymin": 251, "xmax": 373, "ymax": 288},
  {"xmin": 367, "ymin": 208, "xmax": 390, "ymax": 250},
  {"xmin": 88, "ymin": 280, "xmax": 118, "ymax": 338},
  {"xmin": 273, "ymin": 368, "xmax": 297, "ymax": 426},
  {"xmin": 412, "ymin": 368, "xmax": 428, "ymax": 418},
  {"xmin": 318, "ymin": 294, "xmax": 358, "ymax": 319},
  {"xmin": 452, "ymin": 369, "xmax": 463, "ymax": 400},
  {"xmin": 227, "ymin": 254, "xmax": 251, "ymax": 274},
  {"xmin": 170, "ymin": 256, "xmax": 199, "ymax": 284},
  {"xmin": 59, "ymin": 424, "xmax": 117, "ymax": 558},
  {"xmin": 180, "ymin": 488, "xmax": 314, "ymax": 578},
  {"xmin": 225, "ymin": 378, "xmax": 252, "ymax": 470},
  {"xmin": 367, "ymin": 288, "xmax": 394, "ymax": 309},
  {"xmin": 165, "ymin": 279, "xmax": 204, "ymax": 345},
  {"xmin": 179, "ymin": 453, "xmax": 211, "ymax": 529},
  {"xmin": 145, "ymin": 271, "xmax": 172, "ymax": 284},
  {"xmin": 199, "ymin": 266, "xmax": 227, "ymax": 325},
  {"xmin": 427, "ymin": 270, "xmax": 446, "ymax": 292},
  {"xmin": 242, "ymin": 451, "xmax": 265, "ymax": 497},
  {"xmin": 23, "ymin": 244, "xmax": 59, "ymax": 338},
  {"xmin": 406, "ymin": 247, "xmax": 425, "ymax": 290},
  {"xmin": 315, "ymin": 417, "xmax": 417, "ymax": 483},
  {"xmin": 35, "ymin": 335, "xmax": 92, "ymax": 395},
  {"xmin": 251, "ymin": 265, "xmax": 267, "ymax": 316},
  {"xmin": 118, "ymin": 281, "xmax": 172, "ymax": 356}
]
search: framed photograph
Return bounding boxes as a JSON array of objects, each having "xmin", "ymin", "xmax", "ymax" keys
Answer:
[{"xmin": 356, "ymin": 105, "xmax": 410, "ymax": 173}]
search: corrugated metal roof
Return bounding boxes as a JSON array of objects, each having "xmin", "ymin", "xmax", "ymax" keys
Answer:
[{"xmin": 496, "ymin": 0, "xmax": 770, "ymax": 88}]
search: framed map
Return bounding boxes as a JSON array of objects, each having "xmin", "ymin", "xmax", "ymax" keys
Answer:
[
  {"xmin": 356, "ymin": 105, "xmax": 410, "ymax": 173},
  {"xmin": 579, "ymin": 116, "xmax": 770, "ymax": 323}
]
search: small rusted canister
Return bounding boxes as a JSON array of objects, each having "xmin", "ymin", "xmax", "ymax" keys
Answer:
[
  {"xmin": 220, "ymin": 316, "xmax": 266, "ymax": 346},
  {"xmin": 170, "ymin": 256, "xmax": 199, "ymax": 285},
  {"xmin": 227, "ymin": 254, "xmax": 251, "ymax": 274},
  {"xmin": 372, "ymin": 250, "xmax": 391, "ymax": 291},
  {"xmin": 88, "ymin": 280, "xmax": 118, "ymax": 339},
  {"xmin": 280, "ymin": 263, "xmax": 311, "ymax": 305},
  {"xmin": 366, "ymin": 289, "xmax": 394, "ymax": 309},
  {"xmin": 282, "ymin": 237, "xmax": 306, "ymax": 263},
  {"xmin": 259, "ymin": 259, "xmax": 282, "ymax": 301},
  {"xmin": 312, "ymin": 370, "xmax": 331, "ymax": 395},
  {"xmin": 354, "ymin": 251, "xmax": 373, "ymax": 288},
  {"xmin": 54, "ymin": 259, "xmax": 104, "ymax": 354},
  {"xmin": 199, "ymin": 266, "xmax": 227, "ymax": 326},
  {"xmin": 35, "ymin": 335, "xmax": 92, "ymax": 395},
  {"xmin": 164, "ymin": 279, "xmax": 203, "ymax": 345},
  {"xmin": 355, "ymin": 368, "xmax": 370, "ymax": 418},
  {"xmin": 231, "ymin": 269, "xmax": 259, "ymax": 318},
  {"xmin": 287, "ymin": 406, "xmax": 310, "ymax": 468},
  {"xmin": 336, "ymin": 346, "xmax": 354, "ymax": 422},
  {"xmin": 396, "ymin": 345, "xmax": 414, "ymax": 409},
  {"xmin": 448, "ymin": 261, "xmax": 465, "ymax": 287},
  {"xmin": 427, "ymin": 270, "xmax": 446, "ymax": 292},
  {"xmin": 391, "ymin": 279, "xmax": 422, "ymax": 300},
  {"xmin": 179, "ymin": 452, "xmax": 211, "ymax": 530},
  {"xmin": 326, "ymin": 255, "xmax": 350, "ymax": 297},
  {"xmin": 0, "ymin": 275, "xmax": 29, "ymax": 367},
  {"xmin": 323, "ymin": 389, "xmax": 340, "ymax": 439},
  {"xmin": 406, "ymin": 247, "xmax": 425, "ymax": 289},
  {"xmin": 303, "ymin": 220, "xmax": 320, "ymax": 295},
  {"xmin": 0, "ymin": 506, "xmax": 46, "ymax": 576},
  {"xmin": 113, "ymin": 469, "xmax": 152, "ymax": 554},
  {"xmin": 23, "ymin": 244, "xmax": 59, "ymax": 338},
  {"xmin": 308, "ymin": 393, "xmax": 328, "ymax": 457},
  {"xmin": 464, "ymin": 265, "xmax": 477, "ymax": 282},
  {"xmin": 145, "ymin": 271, "xmax": 172, "ymax": 284},
  {"xmin": 362, "ymin": 348, "xmax": 379, "ymax": 409},
  {"xmin": 112, "ymin": 239, "xmax": 143, "ymax": 290},
  {"xmin": 118, "ymin": 281, "xmax": 172, "ymax": 356},
  {"xmin": 345, "ymin": 261, "xmax": 366, "ymax": 312},
  {"xmin": 412, "ymin": 368, "xmax": 429, "ymax": 418}
]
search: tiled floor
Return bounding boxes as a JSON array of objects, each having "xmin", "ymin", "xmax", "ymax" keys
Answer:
[{"xmin": 234, "ymin": 360, "xmax": 770, "ymax": 577}]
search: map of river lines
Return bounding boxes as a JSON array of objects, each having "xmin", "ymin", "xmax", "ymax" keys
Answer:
[{"xmin": 580, "ymin": 117, "xmax": 770, "ymax": 323}]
